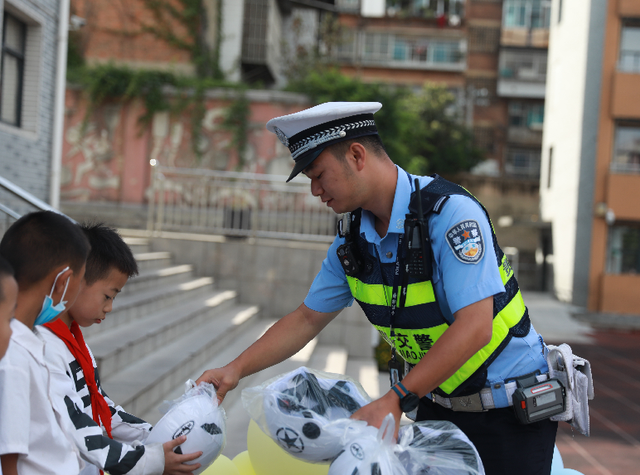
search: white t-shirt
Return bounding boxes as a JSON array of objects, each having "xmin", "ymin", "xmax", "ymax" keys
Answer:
[
  {"xmin": 0, "ymin": 319, "xmax": 82, "ymax": 475},
  {"xmin": 39, "ymin": 326, "xmax": 163, "ymax": 475}
]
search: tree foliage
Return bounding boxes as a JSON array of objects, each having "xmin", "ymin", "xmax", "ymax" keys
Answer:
[
  {"xmin": 404, "ymin": 83, "xmax": 484, "ymax": 175},
  {"xmin": 286, "ymin": 69, "xmax": 484, "ymax": 175}
]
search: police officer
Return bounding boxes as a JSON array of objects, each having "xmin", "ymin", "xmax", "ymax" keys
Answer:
[{"xmin": 197, "ymin": 102, "xmax": 557, "ymax": 474}]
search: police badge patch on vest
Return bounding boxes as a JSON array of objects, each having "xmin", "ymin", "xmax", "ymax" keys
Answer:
[{"xmin": 445, "ymin": 220, "xmax": 484, "ymax": 264}]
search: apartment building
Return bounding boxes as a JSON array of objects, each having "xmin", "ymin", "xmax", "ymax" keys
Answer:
[
  {"xmin": 497, "ymin": 0, "xmax": 549, "ymax": 179},
  {"xmin": 334, "ymin": 0, "xmax": 550, "ymax": 181},
  {"xmin": 540, "ymin": 0, "xmax": 640, "ymax": 314},
  {"xmin": 70, "ymin": 0, "xmax": 335, "ymax": 86}
]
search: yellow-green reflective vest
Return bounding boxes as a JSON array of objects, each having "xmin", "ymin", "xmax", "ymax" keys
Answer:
[{"xmin": 344, "ymin": 176, "xmax": 530, "ymax": 397}]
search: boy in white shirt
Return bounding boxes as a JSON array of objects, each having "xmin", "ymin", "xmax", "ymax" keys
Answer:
[
  {"xmin": 0, "ymin": 256, "xmax": 17, "ymax": 362},
  {"xmin": 40, "ymin": 223, "xmax": 201, "ymax": 475},
  {"xmin": 0, "ymin": 256, "xmax": 18, "ymax": 475},
  {"xmin": 0, "ymin": 211, "xmax": 90, "ymax": 475}
]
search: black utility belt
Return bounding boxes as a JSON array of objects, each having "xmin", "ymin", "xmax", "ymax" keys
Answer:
[{"xmin": 426, "ymin": 372, "xmax": 566, "ymax": 424}]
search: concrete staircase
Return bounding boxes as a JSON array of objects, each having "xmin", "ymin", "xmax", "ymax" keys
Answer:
[{"xmin": 91, "ymin": 236, "xmax": 383, "ymax": 459}]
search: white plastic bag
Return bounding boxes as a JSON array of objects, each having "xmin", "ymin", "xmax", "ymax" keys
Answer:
[
  {"xmin": 242, "ymin": 366, "xmax": 372, "ymax": 463},
  {"xmin": 146, "ymin": 380, "xmax": 226, "ymax": 474},
  {"xmin": 329, "ymin": 415, "xmax": 485, "ymax": 475},
  {"xmin": 329, "ymin": 414, "xmax": 405, "ymax": 475},
  {"xmin": 396, "ymin": 421, "xmax": 485, "ymax": 475}
]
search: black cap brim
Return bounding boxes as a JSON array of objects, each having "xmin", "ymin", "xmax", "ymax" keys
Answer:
[{"xmin": 286, "ymin": 147, "xmax": 324, "ymax": 182}]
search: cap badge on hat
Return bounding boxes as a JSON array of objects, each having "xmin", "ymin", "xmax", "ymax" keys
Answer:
[{"xmin": 274, "ymin": 127, "xmax": 289, "ymax": 147}]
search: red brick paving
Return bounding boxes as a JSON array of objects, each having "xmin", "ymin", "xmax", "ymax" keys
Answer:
[{"xmin": 549, "ymin": 330, "xmax": 640, "ymax": 475}]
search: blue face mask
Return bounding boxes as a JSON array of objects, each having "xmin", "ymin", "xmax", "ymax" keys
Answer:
[{"xmin": 34, "ymin": 266, "xmax": 71, "ymax": 326}]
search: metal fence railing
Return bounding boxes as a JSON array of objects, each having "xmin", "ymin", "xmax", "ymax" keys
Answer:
[
  {"xmin": 0, "ymin": 175, "xmax": 61, "ymax": 235},
  {"xmin": 146, "ymin": 165, "xmax": 339, "ymax": 241}
]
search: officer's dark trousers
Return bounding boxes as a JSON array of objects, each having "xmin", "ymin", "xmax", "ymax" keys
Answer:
[{"xmin": 417, "ymin": 398, "xmax": 558, "ymax": 475}]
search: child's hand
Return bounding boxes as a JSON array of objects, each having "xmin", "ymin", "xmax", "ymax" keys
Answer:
[{"xmin": 162, "ymin": 436, "xmax": 202, "ymax": 474}]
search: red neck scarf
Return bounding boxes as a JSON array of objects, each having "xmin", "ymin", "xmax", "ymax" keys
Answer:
[{"xmin": 44, "ymin": 319, "xmax": 113, "ymax": 439}]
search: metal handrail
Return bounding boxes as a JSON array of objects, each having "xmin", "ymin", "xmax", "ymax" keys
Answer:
[
  {"xmin": 0, "ymin": 175, "xmax": 72, "ymax": 227},
  {"xmin": 147, "ymin": 164, "xmax": 338, "ymax": 241},
  {"xmin": 0, "ymin": 203, "xmax": 21, "ymax": 220},
  {"xmin": 0, "ymin": 175, "xmax": 56, "ymax": 213}
]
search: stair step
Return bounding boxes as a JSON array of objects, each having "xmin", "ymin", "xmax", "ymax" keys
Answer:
[
  {"xmin": 123, "ymin": 264, "xmax": 194, "ymax": 295},
  {"xmin": 102, "ymin": 304, "xmax": 260, "ymax": 417},
  {"xmin": 83, "ymin": 277, "xmax": 215, "ymax": 338},
  {"xmin": 134, "ymin": 252, "xmax": 172, "ymax": 271},
  {"xmin": 307, "ymin": 345, "xmax": 348, "ymax": 375},
  {"xmin": 88, "ymin": 290, "xmax": 238, "ymax": 379},
  {"xmin": 122, "ymin": 237, "xmax": 150, "ymax": 255},
  {"xmin": 140, "ymin": 318, "xmax": 278, "ymax": 425},
  {"xmin": 345, "ymin": 358, "xmax": 381, "ymax": 400}
]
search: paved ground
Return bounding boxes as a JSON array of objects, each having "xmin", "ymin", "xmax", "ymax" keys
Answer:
[{"xmin": 525, "ymin": 291, "xmax": 640, "ymax": 475}]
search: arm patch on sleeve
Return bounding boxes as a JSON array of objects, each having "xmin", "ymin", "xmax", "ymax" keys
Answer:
[{"xmin": 445, "ymin": 220, "xmax": 485, "ymax": 264}]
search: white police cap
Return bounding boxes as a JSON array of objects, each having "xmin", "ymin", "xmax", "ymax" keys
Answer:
[{"xmin": 266, "ymin": 102, "xmax": 382, "ymax": 182}]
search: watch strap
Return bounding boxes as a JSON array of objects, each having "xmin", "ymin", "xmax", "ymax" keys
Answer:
[{"xmin": 391, "ymin": 382, "xmax": 411, "ymax": 399}]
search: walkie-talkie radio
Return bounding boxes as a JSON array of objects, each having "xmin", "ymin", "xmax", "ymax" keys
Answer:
[
  {"xmin": 405, "ymin": 178, "xmax": 430, "ymax": 277},
  {"xmin": 512, "ymin": 372, "xmax": 566, "ymax": 424},
  {"xmin": 337, "ymin": 212, "xmax": 362, "ymax": 276}
]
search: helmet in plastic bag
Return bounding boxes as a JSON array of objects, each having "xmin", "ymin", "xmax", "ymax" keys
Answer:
[
  {"xmin": 328, "ymin": 437, "xmax": 387, "ymax": 475},
  {"xmin": 397, "ymin": 422, "xmax": 484, "ymax": 475},
  {"xmin": 146, "ymin": 383, "xmax": 226, "ymax": 474},
  {"xmin": 328, "ymin": 418, "xmax": 401, "ymax": 475},
  {"xmin": 263, "ymin": 367, "xmax": 370, "ymax": 462}
]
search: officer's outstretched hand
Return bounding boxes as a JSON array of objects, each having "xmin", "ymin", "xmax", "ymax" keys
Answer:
[
  {"xmin": 162, "ymin": 435, "xmax": 202, "ymax": 474},
  {"xmin": 350, "ymin": 391, "xmax": 402, "ymax": 439},
  {"xmin": 196, "ymin": 364, "xmax": 240, "ymax": 403}
]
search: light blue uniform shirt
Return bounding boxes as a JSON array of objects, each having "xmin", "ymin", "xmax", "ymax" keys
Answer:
[{"xmin": 304, "ymin": 166, "xmax": 547, "ymax": 407}]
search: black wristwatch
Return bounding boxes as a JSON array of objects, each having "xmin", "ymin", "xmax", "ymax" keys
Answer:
[{"xmin": 391, "ymin": 382, "xmax": 420, "ymax": 413}]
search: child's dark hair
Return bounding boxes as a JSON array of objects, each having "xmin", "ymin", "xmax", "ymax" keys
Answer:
[
  {"xmin": 81, "ymin": 223, "xmax": 138, "ymax": 285},
  {"xmin": 0, "ymin": 211, "xmax": 90, "ymax": 289},
  {"xmin": 0, "ymin": 256, "xmax": 14, "ymax": 302}
]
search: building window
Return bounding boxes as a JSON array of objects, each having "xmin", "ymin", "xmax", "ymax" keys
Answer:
[
  {"xmin": 607, "ymin": 224, "xmax": 640, "ymax": 274},
  {"xmin": 364, "ymin": 32, "xmax": 390, "ymax": 59},
  {"xmin": 503, "ymin": 0, "xmax": 551, "ymax": 29},
  {"xmin": 466, "ymin": 77, "xmax": 496, "ymax": 105},
  {"xmin": 384, "ymin": 0, "xmax": 465, "ymax": 19},
  {"xmin": 468, "ymin": 26, "xmax": 500, "ymax": 53},
  {"xmin": 358, "ymin": 32, "xmax": 465, "ymax": 69},
  {"xmin": 336, "ymin": 0, "xmax": 360, "ymax": 13},
  {"xmin": 473, "ymin": 126, "xmax": 495, "ymax": 154},
  {"xmin": 619, "ymin": 22, "xmax": 640, "ymax": 73},
  {"xmin": 505, "ymin": 148, "xmax": 541, "ymax": 178},
  {"xmin": 508, "ymin": 102, "xmax": 544, "ymax": 128},
  {"xmin": 242, "ymin": 0, "xmax": 269, "ymax": 63},
  {"xmin": 611, "ymin": 124, "xmax": 640, "ymax": 174},
  {"xmin": 499, "ymin": 49, "xmax": 547, "ymax": 81},
  {"xmin": 1, "ymin": 12, "xmax": 26, "ymax": 127},
  {"xmin": 337, "ymin": 28, "xmax": 356, "ymax": 60}
]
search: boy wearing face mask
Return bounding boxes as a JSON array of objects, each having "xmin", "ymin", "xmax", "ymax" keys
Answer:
[
  {"xmin": 0, "ymin": 211, "xmax": 90, "ymax": 475},
  {"xmin": 40, "ymin": 223, "xmax": 201, "ymax": 475}
]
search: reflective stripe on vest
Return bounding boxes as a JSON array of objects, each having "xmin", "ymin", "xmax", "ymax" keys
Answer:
[
  {"xmin": 348, "ymin": 247, "xmax": 525, "ymax": 395},
  {"xmin": 346, "ymin": 277, "xmax": 436, "ymax": 307}
]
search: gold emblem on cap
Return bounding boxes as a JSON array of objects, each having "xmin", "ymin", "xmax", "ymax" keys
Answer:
[{"xmin": 274, "ymin": 127, "xmax": 289, "ymax": 147}]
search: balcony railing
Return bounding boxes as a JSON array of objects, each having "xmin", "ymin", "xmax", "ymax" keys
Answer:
[
  {"xmin": 147, "ymin": 165, "xmax": 339, "ymax": 241},
  {"xmin": 338, "ymin": 32, "xmax": 466, "ymax": 71}
]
